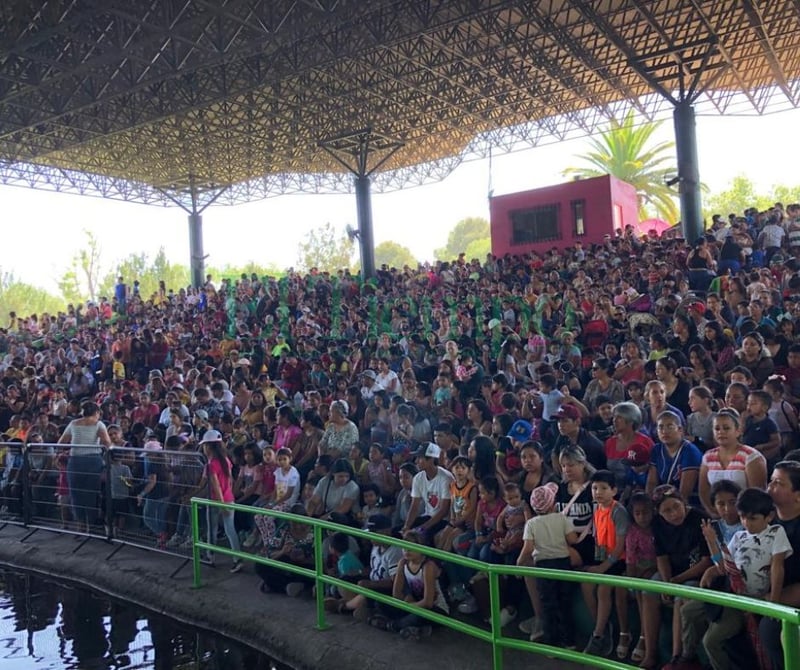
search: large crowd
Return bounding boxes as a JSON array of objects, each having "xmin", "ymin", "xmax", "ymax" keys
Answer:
[{"xmin": 4, "ymin": 206, "xmax": 800, "ymax": 670}]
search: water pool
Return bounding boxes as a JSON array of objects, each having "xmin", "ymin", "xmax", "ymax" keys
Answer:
[{"xmin": 0, "ymin": 569, "xmax": 287, "ymax": 669}]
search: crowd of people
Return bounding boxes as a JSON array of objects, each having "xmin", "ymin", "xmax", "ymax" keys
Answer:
[{"xmin": 4, "ymin": 206, "xmax": 800, "ymax": 669}]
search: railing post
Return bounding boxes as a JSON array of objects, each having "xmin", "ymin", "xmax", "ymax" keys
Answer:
[
  {"xmin": 103, "ymin": 448, "xmax": 113, "ymax": 541},
  {"xmin": 313, "ymin": 523, "xmax": 330, "ymax": 631},
  {"xmin": 488, "ymin": 570, "xmax": 504, "ymax": 670},
  {"xmin": 191, "ymin": 499, "xmax": 201, "ymax": 588},
  {"xmin": 20, "ymin": 445, "xmax": 31, "ymax": 526},
  {"xmin": 782, "ymin": 619, "xmax": 800, "ymax": 670}
]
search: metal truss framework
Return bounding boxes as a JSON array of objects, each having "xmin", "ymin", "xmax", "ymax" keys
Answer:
[{"xmin": 1, "ymin": 0, "xmax": 799, "ymax": 209}]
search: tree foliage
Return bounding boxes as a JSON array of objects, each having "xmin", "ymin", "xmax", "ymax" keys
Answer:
[
  {"xmin": 0, "ymin": 270, "xmax": 64, "ymax": 319},
  {"xmin": 434, "ymin": 217, "xmax": 490, "ymax": 261},
  {"xmin": 563, "ymin": 111, "xmax": 679, "ymax": 223},
  {"xmin": 98, "ymin": 247, "xmax": 191, "ymax": 300},
  {"xmin": 58, "ymin": 229, "xmax": 104, "ymax": 304},
  {"xmin": 704, "ymin": 175, "xmax": 800, "ymax": 221},
  {"xmin": 374, "ymin": 241, "xmax": 417, "ymax": 269},
  {"xmin": 296, "ymin": 221, "xmax": 356, "ymax": 272}
]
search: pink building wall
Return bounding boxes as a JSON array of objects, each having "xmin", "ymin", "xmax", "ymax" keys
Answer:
[{"xmin": 489, "ymin": 175, "xmax": 639, "ymax": 257}]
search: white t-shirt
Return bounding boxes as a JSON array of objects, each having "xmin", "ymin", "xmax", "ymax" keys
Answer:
[
  {"xmin": 376, "ymin": 369, "xmax": 399, "ymax": 393},
  {"xmin": 274, "ymin": 465, "xmax": 301, "ymax": 505},
  {"xmin": 728, "ymin": 524, "xmax": 793, "ymax": 596},
  {"xmin": 410, "ymin": 466, "xmax": 454, "ymax": 518},
  {"xmin": 523, "ymin": 513, "xmax": 574, "ymax": 562},
  {"xmin": 369, "ymin": 544, "xmax": 403, "ymax": 582}
]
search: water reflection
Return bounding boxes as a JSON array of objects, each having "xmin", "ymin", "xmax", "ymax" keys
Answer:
[{"xmin": 0, "ymin": 570, "xmax": 283, "ymax": 669}]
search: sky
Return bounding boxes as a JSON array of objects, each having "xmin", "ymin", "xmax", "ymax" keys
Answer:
[{"xmin": 3, "ymin": 108, "xmax": 800, "ymax": 294}]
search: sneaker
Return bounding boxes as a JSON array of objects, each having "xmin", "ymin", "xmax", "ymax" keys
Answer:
[
  {"xmin": 285, "ymin": 582, "xmax": 305, "ymax": 598},
  {"xmin": 229, "ymin": 560, "xmax": 243, "ymax": 574},
  {"xmin": 179, "ymin": 537, "xmax": 194, "ymax": 550},
  {"xmin": 447, "ymin": 582, "xmax": 468, "ymax": 603},
  {"xmin": 456, "ymin": 594, "xmax": 478, "ymax": 614},
  {"xmin": 242, "ymin": 531, "xmax": 259, "ymax": 548},
  {"xmin": 165, "ymin": 534, "xmax": 184, "ymax": 548},
  {"xmin": 518, "ymin": 616, "xmax": 536, "ymax": 634},
  {"xmin": 528, "ymin": 618, "xmax": 544, "ymax": 642},
  {"xmin": 498, "ymin": 606, "xmax": 516, "ymax": 628},
  {"xmin": 583, "ymin": 633, "xmax": 611, "ymax": 657}
]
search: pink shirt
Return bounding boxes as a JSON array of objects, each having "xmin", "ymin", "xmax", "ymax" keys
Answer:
[{"xmin": 207, "ymin": 457, "xmax": 235, "ymax": 503}]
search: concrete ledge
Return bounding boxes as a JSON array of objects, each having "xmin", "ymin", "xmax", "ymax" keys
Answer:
[{"xmin": 0, "ymin": 524, "xmax": 588, "ymax": 670}]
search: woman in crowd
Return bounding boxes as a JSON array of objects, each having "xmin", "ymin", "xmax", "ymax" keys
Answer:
[
  {"xmin": 583, "ymin": 357, "xmax": 625, "ymax": 414},
  {"xmin": 319, "ymin": 400, "xmax": 360, "ymax": 460},
  {"xmin": 698, "ymin": 408, "xmax": 768, "ymax": 516},
  {"xmin": 731, "ymin": 332, "xmax": 775, "ymax": 386},
  {"xmin": 57, "ymin": 401, "xmax": 111, "ymax": 534}
]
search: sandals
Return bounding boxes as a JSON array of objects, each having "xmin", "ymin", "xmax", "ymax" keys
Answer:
[
  {"xmin": 631, "ymin": 636, "xmax": 647, "ymax": 663},
  {"xmin": 616, "ymin": 632, "xmax": 632, "ymax": 660}
]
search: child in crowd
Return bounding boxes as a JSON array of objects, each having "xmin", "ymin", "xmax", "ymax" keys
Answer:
[
  {"xmin": 436, "ymin": 456, "xmax": 476, "ymax": 553},
  {"xmin": 583, "ymin": 470, "xmax": 630, "ymax": 658},
  {"xmin": 518, "ymin": 482, "xmax": 578, "ymax": 648},
  {"xmin": 381, "ymin": 531, "xmax": 449, "ymax": 640},
  {"xmin": 764, "ymin": 376, "xmax": 799, "ymax": 453},
  {"xmin": 365, "ymin": 443, "xmax": 398, "ymax": 500},
  {"xmin": 325, "ymin": 531, "xmax": 366, "ymax": 612},
  {"xmin": 392, "ymin": 463, "xmax": 417, "ymax": 531},
  {"xmin": 686, "ymin": 385, "xmax": 716, "ymax": 452},
  {"xmin": 490, "ymin": 482, "xmax": 528, "ymax": 563},
  {"xmin": 533, "ymin": 373, "xmax": 564, "ymax": 449},
  {"xmin": 358, "ymin": 483, "xmax": 386, "ymax": 528},
  {"xmin": 689, "ymin": 488, "xmax": 792, "ymax": 670},
  {"xmin": 743, "ymin": 390, "xmax": 781, "ymax": 467},
  {"xmin": 709, "ymin": 480, "xmax": 744, "ymax": 545},
  {"xmin": 639, "ymin": 486, "xmax": 711, "ymax": 670},
  {"xmin": 465, "ymin": 475, "xmax": 506, "ymax": 564},
  {"xmin": 109, "ymin": 448, "xmax": 132, "ymax": 535},
  {"xmin": 625, "ymin": 493, "xmax": 656, "ymax": 663},
  {"xmin": 349, "ymin": 444, "xmax": 369, "ymax": 483}
]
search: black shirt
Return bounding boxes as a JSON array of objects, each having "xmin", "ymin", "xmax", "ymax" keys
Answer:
[
  {"xmin": 777, "ymin": 514, "xmax": 800, "ymax": 586},
  {"xmin": 653, "ymin": 507, "xmax": 710, "ymax": 575}
]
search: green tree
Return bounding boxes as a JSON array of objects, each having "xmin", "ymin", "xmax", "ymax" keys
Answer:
[
  {"xmin": 99, "ymin": 247, "xmax": 191, "ymax": 300},
  {"xmin": 296, "ymin": 222, "xmax": 356, "ymax": 272},
  {"xmin": 563, "ymin": 111, "xmax": 679, "ymax": 222},
  {"xmin": 58, "ymin": 229, "xmax": 104, "ymax": 303},
  {"xmin": 0, "ymin": 270, "xmax": 65, "ymax": 319},
  {"xmin": 434, "ymin": 217, "xmax": 490, "ymax": 261},
  {"xmin": 374, "ymin": 241, "xmax": 417, "ymax": 269},
  {"xmin": 704, "ymin": 175, "xmax": 772, "ymax": 220},
  {"xmin": 464, "ymin": 237, "xmax": 491, "ymax": 260}
]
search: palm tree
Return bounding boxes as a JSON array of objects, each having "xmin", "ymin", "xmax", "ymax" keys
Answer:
[{"xmin": 563, "ymin": 111, "xmax": 678, "ymax": 223}]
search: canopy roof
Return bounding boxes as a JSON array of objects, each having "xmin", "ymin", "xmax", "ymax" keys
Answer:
[{"xmin": 1, "ymin": 0, "xmax": 798, "ymax": 208}]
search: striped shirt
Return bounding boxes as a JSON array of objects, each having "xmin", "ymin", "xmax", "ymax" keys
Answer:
[{"xmin": 702, "ymin": 444, "xmax": 765, "ymax": 490}]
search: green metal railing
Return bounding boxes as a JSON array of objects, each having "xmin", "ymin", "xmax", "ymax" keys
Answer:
[{"xmin": 190, "ymin": 498, "xmax": 800, "ymax": 670}]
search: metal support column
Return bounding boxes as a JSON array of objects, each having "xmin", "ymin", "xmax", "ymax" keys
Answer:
[
  {"xmin": 318, "ymin": 128, "xmax": 404, "ymax": 280},
  {"xmin": 156, "ymin": 178, "xmax": 229, "ymax": 288},
  {"xmin": 673, "ymin": 101, "xmax": 703, "ymax": 243},
  {"xmin": 355, "ymin": 175, "xmax": 376, "ymax": 279},
  {"xmin": 188, "ymin": 211, "xmax": 204, "ymax": 288}
]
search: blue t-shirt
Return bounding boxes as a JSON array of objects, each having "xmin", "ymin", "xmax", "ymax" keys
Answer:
[
  {"xmin": 742, "ymin": 416, "xmax": 779, "ymax": 450},
  {"xmin": 650, "ymin": 440, "xmax": 703, "ymax": 491}
]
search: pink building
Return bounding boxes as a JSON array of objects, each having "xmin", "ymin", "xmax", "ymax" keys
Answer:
[{"xmin": 489, "ymin": 175, "xmax": 639, "ymax": 257}]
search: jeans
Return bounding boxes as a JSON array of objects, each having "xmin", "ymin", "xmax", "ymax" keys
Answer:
[
  {"xmin": 142, "ymin": 496, "xmax": 168, "ymax": 535},
  {"xmin": 207, "ymin": 507, "xmax": 241, "ymax": 554},
  {"xmin": 467, "ymin": 537, "xmax": 494, "ymax": 563}
]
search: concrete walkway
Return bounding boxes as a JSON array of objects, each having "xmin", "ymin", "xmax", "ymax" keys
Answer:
[{"xmin": 0, "ymin": 524, "xmax": 593, "ymax": 670}]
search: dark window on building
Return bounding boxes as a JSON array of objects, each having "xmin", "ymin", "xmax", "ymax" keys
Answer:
[
  {"xmin": 510, "ymin": 204, "xmax": 561, "ymax": 245},
  {"xmin": 572, "ymin": 199, "xmax": 586, "ymax": 236}
]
